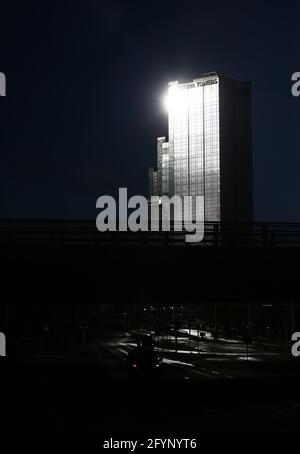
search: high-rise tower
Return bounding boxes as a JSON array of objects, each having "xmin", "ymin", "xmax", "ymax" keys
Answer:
[{"xmin": 149, "ymin": 72, "xmax": 252, "ymax": 223}]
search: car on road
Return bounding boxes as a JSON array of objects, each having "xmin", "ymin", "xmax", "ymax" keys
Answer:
[{"xmin": 127, "ymin": 347, "xmax": 161, "ymax": 378}]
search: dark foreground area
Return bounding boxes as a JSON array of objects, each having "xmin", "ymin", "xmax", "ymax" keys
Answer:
[
  {"xmin": 1, "ymin": 363, "xmax": 300, "ymax": 452},
  {"xmin": 1, "ymin": 334, "xmax": 300, "ymax": 438},
  {"xmin": 1, "ymin": 362, "xmax": 300, "ymax": 435},
  {"xmin": 1, "ymin": 240, "xmax": 300, "ymax": 446}
]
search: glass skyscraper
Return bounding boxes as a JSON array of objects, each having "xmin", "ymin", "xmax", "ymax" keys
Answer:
[{"xmin": 149, "ymin": 72, "xmax": 252, "ymax": 223}]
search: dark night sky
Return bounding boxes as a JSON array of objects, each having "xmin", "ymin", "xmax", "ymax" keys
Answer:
[{"xmin": 0, "ymin": 0, "xmax": 299, "ymax": 221}]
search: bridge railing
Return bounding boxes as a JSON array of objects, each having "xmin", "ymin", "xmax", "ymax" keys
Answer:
[{"xmin": 1, "ymin": 219, "xmax": 300, "ymax": 247}]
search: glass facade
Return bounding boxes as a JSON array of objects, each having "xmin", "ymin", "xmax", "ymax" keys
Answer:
[
  {"xmin": 149, "ymin": 74, "xmax": 220, "ymax": 221},
  {"xmin": 148, "ymin": 168, "xmax": 158, "ymax": 196},
  {"xmin": 161, "ymin": 141, "xmax": 169, "ymax": 195},
  {"xmin": 149, "ymin": 138, "xmax": 170, "ymax": 199},
  {"xmin": 169, "ymin": 77, "xmax": 220, "ymax": 221}
]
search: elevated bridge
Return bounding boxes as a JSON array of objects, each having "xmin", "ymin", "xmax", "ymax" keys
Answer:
[{"xmin": 1, "ymin": 219, "xmax": 300, "ymax": 305}]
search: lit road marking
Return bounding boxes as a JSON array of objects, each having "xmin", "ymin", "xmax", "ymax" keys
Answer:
[
  {"xmin": 189, "ymin": 369, "xmax": 214, "ymax": 378},
  {"xmin": 162, "ymin": 358, "xmax": 193, "ymax": 367},
  {"xmin": 272, "ymin": 409, "xmax": 295, "ymax": 417}
]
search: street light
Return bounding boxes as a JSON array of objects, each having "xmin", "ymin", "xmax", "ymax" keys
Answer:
[
  {"xmin": 291, "ymin": 301, "xmax": 295, "ymax": 336},
  {"xmin": 212, "ymin": 302, "xmax": 220, "ymax": 340},
  {"xmin": 262, "ymin": 304, "xmax": 273, "ymax": 341}
]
